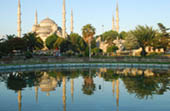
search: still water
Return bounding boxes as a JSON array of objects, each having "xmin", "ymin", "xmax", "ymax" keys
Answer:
[{"xmin": 0, "ymin": 68, "xmax": 170, "ymax": 111}]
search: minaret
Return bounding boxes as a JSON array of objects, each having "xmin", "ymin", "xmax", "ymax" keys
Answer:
[
  {"xmin": 70, "ymin": 9, "xmax": 74, "ymax": 33},
  {"xmin": 35, "ymin": 86, "xmax": 38, "ymax": 103},
  {"xmin": 112, "ymin": 15, "xmax": 115, "ymax": 31},
  {"xmin": 116, "ymin": 80, "xmax": 119, "ymax": 110},
  {"xmin": 116, "ymin": 0, "xmax": 119, "ymax": 33},
  {"xmin": 35, "ymin": 10, "xmax": 38, "ymax": 25},
  {"xmin": 17, "ymin": 0, "xmax": 21, "ymax": 37},
  {"xmin": 18, "ymin": 90, "xmax": 22, "ymax": 111},
  {"xmin": 112, "ymin": 80, "xmax": 115, "ymax": 97},
  {"xmin": 62, "ymin": 77, "xmax": 66, "ymax": 111},
  {"xmin": 62, "ymin": 0, "xmax": 66, "ymax": 38},
  {"xmin": 71, "ymin": 79, "xmax": 74, "ymax": 102}
]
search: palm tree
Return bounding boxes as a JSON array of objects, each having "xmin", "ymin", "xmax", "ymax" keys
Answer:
[
  {"xmin": 131, "ymin": 25, "xmax": 156, "ymax": 56},
  {"xmin": 158, "ymin": 23, "xmax": 170, "ymax": 37},
  {"xmin": 82, "ymin": 24, "xmax": 96, "ymax": 59},
  {"xmin": 23, "ymin": 33, "xmax": 44, "ymax": 52},
  {"xmin": 6, "ymin": 34, "xmax": 16, "ymax": 40}
]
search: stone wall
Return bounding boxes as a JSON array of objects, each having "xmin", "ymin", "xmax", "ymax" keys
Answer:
[{"xmin": 0, "ymin": 56, "xmax": 170, "ymax": 65}]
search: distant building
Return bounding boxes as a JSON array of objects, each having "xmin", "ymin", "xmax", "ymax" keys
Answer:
[
  {"xmin": 32, "ymin": 17, "xmax": 62, "ymax": 43},
  {"xmin": 17, "ymin": 0, "xmax": 68, "ymax": 44},
  {"xmin": 97, "ymin": 0, "xmax": 122, "ymax": 53},
  {"xmin": 132, "ymin": 46, "xmax": 164, "ymax": 56}
]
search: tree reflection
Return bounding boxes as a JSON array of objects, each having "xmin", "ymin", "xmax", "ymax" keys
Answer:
[
  {"xmin": 82, "ymin": 69, "xmax": 96, "ymax": 95},
  {"xmin": 0, "ymin": 68, "xmax": 169, "ymax": 100},
  {"xmin": 121, "ymin": 70, "xmax": 170, "ymax": 99},
  {"xmin": 6, "ymin": 71, "xmax": 43, "ymax": 92}
]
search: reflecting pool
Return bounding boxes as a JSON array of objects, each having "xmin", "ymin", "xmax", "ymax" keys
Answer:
[{"xmin": 0, "ymin": 68, "xmax": 170, "ymax": 111}]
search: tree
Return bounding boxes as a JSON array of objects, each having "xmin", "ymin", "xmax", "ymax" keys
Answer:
[
  {"xmin": 82, "ymin": 24, "xmax": 96, "ymax": 43},
  {"xmin": 123, "ymin": 32, "xmax": 139, "ymax": 50},
  {"xmin": 157, "ymin": 23, "xmax": 170, "ymax": 37},
  {"xmin": 82, "ymin": 76, "xmax": 95, "ymax": 95},
  {"xmin": 6, "ymin": 34, "xmax": 16, "ymax": 40},
  {"xmin": 0, "ymin": 35, "xmax": 19, "ymax": 56},
  {"xmin": 82, "ymin": 24, "xmax": 96, "ymax": 59},
  {"xmin": 0, "ymin": 41, "xmax": 9, "ymax": 56},
  {"xmin": 107, "ymin": 45, "xmax": 118, "ymax": 55},
  {"xmin": 101, "ymin": 30, "xmax": 118, "ymax": 46},
  {"xmin": 119, "ymin": 31, "xmax": 127, "ymax": 39},
  {"xmin": 154, "ymin": 23, "xmax": 170, "ymax": 51},
  {"xmin": 7, "ymin": 37, "xmax": 27, "ymax": 53},
  {"xmin": 152, "ymin": 32, "xmax": 170, "ymax": 51},
  {"xmin": 91, "ymin": 47, "xmax": 103, "ymax": 56},
  {"xmin": 131, "ymin": 25, "xmax": 156, "ymax": 56},
  {"xmin": 68, "ymin": 33, "xmax": 87, "ymax": 54},
  {"xmin": 54, "ymin": 37, "xmax": 74, "ymax": 54},
  {"xmin": 60, "ymin": 40, "xmax": 73, "ymax": 53},
  {"xmin": 23, "ymin": 33, "xmax": 44, "ymax": 52},
  {"xmin": 45, "ymin": 34, "xmax": 58, "ymax": 49},
  {"xmin": 54, "ymin": 37, "xmax": 65, "ymax": 49}
]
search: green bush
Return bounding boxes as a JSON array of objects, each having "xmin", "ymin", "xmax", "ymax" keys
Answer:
[
  {"xmin": 25, "ymin": 51, "xmax": 33, "ymax": 59},
  {"xmin": 0, "ymin": 52, "xmax": 2, "ymax": 59},
  {"xmin": 107, "ymin": 45, "xmax": 118, "ymax": 53},
  {"xmin": 65, "ymin": 50, "xmax": 74, "ymax": 56}
]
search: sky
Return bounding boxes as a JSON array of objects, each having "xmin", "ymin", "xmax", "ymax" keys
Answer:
[{"xmin": 0, "ymin": 0, "xmax": 170, "ymax": 36}]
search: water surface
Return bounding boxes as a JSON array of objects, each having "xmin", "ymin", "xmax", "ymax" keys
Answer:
[{"xmin": 0, "ymin": 68, "xmax": 170, "ymax": 111}]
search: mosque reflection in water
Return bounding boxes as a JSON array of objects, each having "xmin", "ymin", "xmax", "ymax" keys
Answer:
[{"xmin": 0, "ymin": 68, "xmax": 170, "ymax": 111}]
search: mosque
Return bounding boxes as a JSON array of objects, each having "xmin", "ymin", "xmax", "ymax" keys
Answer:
[
  {"xmin": 32, "ymin": 16, "xmax": 63, "ymax": 42},
  {"xmin": 17, "ymin": 0, "xmax": 71, "ymax": 43},
  {"xmin": 96, "ymin": 0, "xmax": 124, "ymax": 53}
]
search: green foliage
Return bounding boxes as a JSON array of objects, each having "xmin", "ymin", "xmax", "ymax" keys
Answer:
[
  {"xmin": 23, "ymin": 32, "xmax": 44, "ymax": 52},
  {"xmin": 82, "ymin": 24, "xmax": 96, "ymax": 43},
  {"xmin": 24, "ymin": 51, "xmax": 33, "ymax": 59},
  {"xmin": 6, "ymin": 34, "xmax": 16, "ymax": 40},
  {"xmin": 151, "ymin": 33, "xmax": 169, "ymax": 51},
  {"xmin": 158, "ymin": 23, "xmax": 170, "ymax": 37},
  {"xmin": 45, "ymin": 34, "xmax": 58, "ymax": 49},
  {"xmin": 107, "ymin": 45, "xmax": 118, "ymax": 53},
  {"xmin": 65, "ymin": 50, "xmax": 74, "ymax": 56},
  {"xmin": 68, "ymin": 33, "xmax": 87, "ymax": 53},
  {"xmin": 153, "ymin": 23, "xmax": 170, "ymax": 51},
  {"xmin": 7, "ymin": 37, "xmax": 27, "ymax": 53},
  {"xmin": 53, "ymin": 34, "xmax": 88, "ymax": 56},
  {"xmin": 54, "ymin": 37, "xmax": 65, "ymax": 49},
  {"xmin": 59, "ymin": 39, "xmax": 74, "ymax": 53},
  {"xmin": 101, "ymin": 30, "xmax": 118, "ymax": 45},
  {"xmin": 131, "ymin": 25, "xmax": 156, "ymax": 56},
  {"xmin": 123, "ymin": 32, "xmax": 139, "ymax": 50},
  {"xmin": 0, "ymin": 41, "xmax": 9, "ymax": 56},
  {"xmin": 119, "ymin": 31, "xmax": 127, "ymax": 39},
  {"xmin": 92, "ymin": 47, "xmax": 103, "ymax": 56},
  {"xmin": 85, "ymin": 47, "xmax": 89, "ymax": 56}
]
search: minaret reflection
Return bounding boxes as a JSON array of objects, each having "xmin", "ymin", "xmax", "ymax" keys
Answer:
[
  {"xmin": 112, "ymin": 80, "xmax": 115, "ymax": 97},
  {"xmin": 35, "ymin": 86, "xmax": 38, "ymax": 103},
  {"xmin": 71, "ymin": 79, "xmax": 74, "ymax": 102},
  {"xmin": 18, "ymin": 90, "xmax": 22, "ymax": 111},
  {"xmin": 116, "ymin": 79, "xmax": 119, "ymax": 111},
  {"xmin": 63, "ymin": 77, "xmax": 66, "ymax": 111}
]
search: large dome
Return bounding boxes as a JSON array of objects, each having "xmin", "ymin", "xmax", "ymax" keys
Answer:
[
  {"xmin": 32, "ymin": 17, "xmax": 63, "ymax": 44},
  {"xmin": 40, "ymin": 17, "xmax": 56, "ymax": 27}
]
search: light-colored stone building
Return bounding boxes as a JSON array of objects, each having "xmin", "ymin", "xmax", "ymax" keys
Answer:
[
  {"xmin": 132, "ymin": 46, "xmax": 164, "ymax": 56},
  {"xmin": 97, "ymin": 0, "xmax": 122, "ymax": 53},
  {"xmin": 32, "ymin": 17, "xmax": 62, "ymax": 43}
]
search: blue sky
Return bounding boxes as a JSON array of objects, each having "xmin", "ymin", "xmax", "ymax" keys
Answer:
[{"xmin": 0, "ymin": 0, "xmax": 170, "ymax": 36}]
